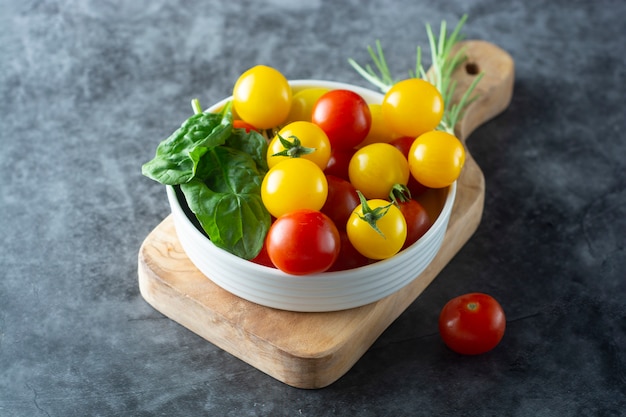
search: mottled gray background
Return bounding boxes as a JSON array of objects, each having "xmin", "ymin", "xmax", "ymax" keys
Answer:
[{"xmin": 1, "ymin": 0, "xmax": 625, "ymax": 416}]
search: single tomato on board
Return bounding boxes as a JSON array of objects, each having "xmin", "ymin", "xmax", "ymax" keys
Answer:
[{"xmin": 438, "ymin": 293, "xmax": 506, "ymax": 355}]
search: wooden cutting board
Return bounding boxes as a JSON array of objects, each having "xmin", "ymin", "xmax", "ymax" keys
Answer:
[{"xmin": 138, "ymin": 40, "xmax": 514, "ymax": 389}]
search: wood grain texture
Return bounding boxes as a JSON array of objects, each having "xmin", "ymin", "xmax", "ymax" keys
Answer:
[{"xmin": 138, "ymin": 41, "xmax": 514, "ymax": 389}]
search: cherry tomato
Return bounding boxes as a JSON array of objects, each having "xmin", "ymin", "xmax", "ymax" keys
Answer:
[
  {"xmin": 398, "ymin": 199, "xmax": 430, "ymax": 248},
  {"xmin": 389, "ymin": 135, "xmax": 414, "ymax": 157},
  {"xmin": 346, "ymin": 195, "xmax": 407, "ymax": 260},
  {"xmin": 390, "ymin": 136, "xmax": 430, "ymax": 196},
  {"xmin": 321, "ymin": 175, "xmax": 360, "ymax": 231},
  {"xmin": 439, "ymin": 293, "xmax": 506, "ymax": 355},
  {"xmin": 261, "ymin": 158, "xmax": 328, "ymax": 218},
  {"xmin": 328, "ymin": 231, "xmax": 372, "ymax": 271},
  {"xmin": 382, "ymin": 78, "xmax": 444, "ymax": 137},
  {"xmin": 390, "ymin": 185, "xmax": 431, "ymax": 249},
  {"xmin": 233, "ymin": 119, "xmax": 258, "ymax": 133},
  {"xmin": 233, "ymin": 65, "xmax": 292, "ymax": 129},
  {"xmin": 267, "ymin": 121, "xmax": 331, "ymax": 170},
  {"xmin": 311, "ymin": 89, "xmax": 371, "ymax": 151},
  {"xmin": 408, "ymin": 130, "xmax": 465, "ymax": 189},
  {"xmin": 266, "ymin": 209, "xmax": 340, "ymax": 275},
  {"xmin": 285, "ymin": 87, "xmax": 329, "ymax": 123},
  {"xmin": 348, "ymin": 143, "xmax": 410, "ymax": 199},
  {"xmin": 357, "ymin": 103, "xmax": 398, "ymax": 147},
  {"xmin": 250, "ymin": 242, "xmax": 274, "ymax": 268},
  {"xmin": 324, "ymin": 148, "xmax": 355, "ymax": 182}
]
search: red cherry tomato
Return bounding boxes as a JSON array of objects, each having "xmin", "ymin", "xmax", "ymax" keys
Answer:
[
  {"xmin": 265, "ymin": 209, "xmax": 340, "ymax": 275},
  {"xmin": 321, "ymin": 175, "xmax": 360, "ymax": 231},
  {"xmin": 438, "ymin": 293, "xmax": 506, "ymax": 355},
  {"xmin": 311, "ymin": 89, "xmax": 372, "ymax": 151},
  {"xmin": 250, "ymin": 242, "xmax": 274, "ymax": 268},
  {"xmin": 233, "ymin": 119, "xmax": 259, "ymax": 133},
  {"xmin": 392, "ymin": 194, "xmax": 431, "ymax": 249},
  {"xmin": 325, "ymin": 149, "xmax": 355, "ymax": 181},
  {"xmin": 398, "ymin": 199, "xmax": 430, "ymax": 248},
  {"xmin": 328, "ymin": 231, "xmax": 372, "ymax": 271},
  {"xmin": 389, "ymin": 135, "xmax": 414, "ymax": 157}
]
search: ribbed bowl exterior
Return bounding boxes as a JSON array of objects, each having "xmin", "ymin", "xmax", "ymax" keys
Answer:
[{"xmin": 165, "ymin": 80, "xmax": 457, "ymax": 312}]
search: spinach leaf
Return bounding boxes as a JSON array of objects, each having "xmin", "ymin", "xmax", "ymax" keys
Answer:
[
  {"xmin": 225, "ymin": 128, "xmax": 269, "ymax": 175},
  {"xmin": 180, "ymin": 146, "xmax": 271, "ymax": 260},
  {"xmin": 141, "ymin": 108, "xmax": 233, "ymax": 185},
  {"xmin": 142, "ymin": 102, "xmax": 270, "ymax": 259}
]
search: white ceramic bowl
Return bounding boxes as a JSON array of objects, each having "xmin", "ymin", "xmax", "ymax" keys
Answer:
[{"xmin": 166, "ymin": 80, "xmax": 457, "ymax": 312}]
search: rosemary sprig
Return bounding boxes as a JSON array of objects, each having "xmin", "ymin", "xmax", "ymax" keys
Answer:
[
  {"xmin": 348, "ymin": 40, "xmax": 398, "ymax": 92},
  {"xmin": 348, "ymin": 14, "xmax": 483, "ymax": 135}
]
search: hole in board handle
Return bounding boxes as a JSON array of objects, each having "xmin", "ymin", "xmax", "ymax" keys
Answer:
[{"xmin": 465, "ymin": 62, "xmax": 480, "ymax": 75}]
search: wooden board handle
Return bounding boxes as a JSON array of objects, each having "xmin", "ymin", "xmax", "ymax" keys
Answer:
[{"xmin": 451, "ymin": 40, "xmax": 515, "ymax": 142}]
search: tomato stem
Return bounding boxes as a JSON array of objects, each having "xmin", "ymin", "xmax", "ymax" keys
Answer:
[
  {"xmin": 389, "ymin": 183, "xmax": 412, "ymax": 205},
  {"xmin": 356, "ymin": 190, "xmax": 391, "ymax": 237},
  {"xmin": 271, "ymin": 134, "xmax": 316, "ymax": 158}
]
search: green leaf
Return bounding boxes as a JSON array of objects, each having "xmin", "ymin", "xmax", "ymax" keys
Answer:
[
  {"xmin": 141, "ymin": 110, "xmax": 233, "ymax": 185},
  {"xmin": 180, "ymin": 146, "xmax": 271, "ymax": 260},
  {"xmin": 223, "ymin": 128, "xmax": 269, "ymax": 175}
]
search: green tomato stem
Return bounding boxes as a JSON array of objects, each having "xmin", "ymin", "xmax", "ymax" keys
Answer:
[
  {"xmin": 271, "ymin": 134, "xmax": 316, "ymax": 158},
  {"xmin": 389, "ymin": 183, "xmax": 412, "ymax": 205},
  {"xmin": 356, "ymin": 190, "xmax": 391, "ymax": 238}
]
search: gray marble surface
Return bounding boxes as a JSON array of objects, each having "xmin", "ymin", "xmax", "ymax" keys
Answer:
[{"xmin": 1, "ymin": 0, "xmax": 625, "ymax": 415}]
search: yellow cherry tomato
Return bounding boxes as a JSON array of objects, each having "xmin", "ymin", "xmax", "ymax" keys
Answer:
[
  {"xmin": 348, "ymin": 143, "xmax": 410, "ymax": 199},
  {"xmin": 382, "ymin": 78, "xmax": 444, "ymax": 137},
  {"xmin": 347, "ymin": 197, "xmax": 407, "ymax": 260},
  {"xmin": 261, "ymin": 158, "xmax": 328, "ymax": 218},
  {"xmin": 233, "ymin": 65, "xmax": 292, "ymax": 129},
  {"xmin": 267, "ymin": 121, "xmax": 331, "ymax": 170},
  {"xmin": 357, "ymin": 103, "xmax": 398, "ymax": 147},
  {"xmin": 285, "ymin": 87, "xmax": 329, "ymax": 123},
  {"xmin": 408, "ymin": 130, "xmax": 466, "ymax": 188}
]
